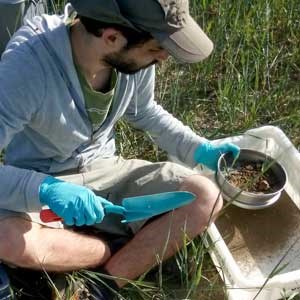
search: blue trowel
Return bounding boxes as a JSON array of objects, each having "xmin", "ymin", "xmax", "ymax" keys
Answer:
[{"xmin": 40, "ymin": 191, "xmax": 196, "ymax": 223}]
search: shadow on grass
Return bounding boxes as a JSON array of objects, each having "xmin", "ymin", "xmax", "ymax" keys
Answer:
[{"xmin": 6, "ymin": 267, "xmax": 52, "ymax": 299}]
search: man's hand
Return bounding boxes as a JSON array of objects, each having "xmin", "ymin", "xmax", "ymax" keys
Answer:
[
  {"xmin": 39, "ymin": 176, "xmax": 113, "ymax": 226},
  {"xmin": 194, "ymin": 141, "xmax": 240, "ymax": 171}
]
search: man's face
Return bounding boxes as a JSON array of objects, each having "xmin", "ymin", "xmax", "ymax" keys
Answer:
[{"xmin": 103, "ymin": 39, "xmax": 170, "ymax": 74}]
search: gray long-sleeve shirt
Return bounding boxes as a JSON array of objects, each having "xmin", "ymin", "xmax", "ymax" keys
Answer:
[{"xmin": 0, "ymin": 14, "xmax": 204, "ymax": 213}]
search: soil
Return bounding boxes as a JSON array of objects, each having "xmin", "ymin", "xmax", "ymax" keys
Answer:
[{"xmin": 225, "ymin": 160, "xmax": 278, "ymax": 193}]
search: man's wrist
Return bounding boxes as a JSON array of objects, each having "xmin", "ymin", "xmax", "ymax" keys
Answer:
[
  {"xmin": 194, "ymin": 142, "xmax": 211, "ymax": 164},
  {"xmin": 39, "ymin": 176, "xmax": 62, "ymax": 204}
]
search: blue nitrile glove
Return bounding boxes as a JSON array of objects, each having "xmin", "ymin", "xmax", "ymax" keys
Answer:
[
  {"xmin": 39, "ymin": 176, "xmax": 113, "ymax": 226},
  {"xmin": 194, "ymin": 141, "xmax": 240, "ymax": 171}
]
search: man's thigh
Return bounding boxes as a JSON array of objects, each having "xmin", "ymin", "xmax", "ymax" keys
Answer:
[
  {"xmin": 81, "ymin": 156, "xmax": 195, "ymax": 198},
  {"xmin": 0, "ymin": 157, "xmax": 196, "ymax": 237},
  {"xmin": 80, "ymin": 157, "xmax": 196, "ymax": 234}
]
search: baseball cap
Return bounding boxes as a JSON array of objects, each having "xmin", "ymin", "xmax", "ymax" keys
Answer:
[{"xmin": 69, "ymin": 0, "xmax": 213, "ymax": 63}]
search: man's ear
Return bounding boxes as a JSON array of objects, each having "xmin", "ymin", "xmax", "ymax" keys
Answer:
[{"xmin": 101, "ymin": 28, "xmax": 127, "ymax": 50}]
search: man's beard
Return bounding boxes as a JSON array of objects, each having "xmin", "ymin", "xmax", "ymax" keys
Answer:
[{"xmin": 103, "ymin": 50, "xmax": 158, "ymax": 75}]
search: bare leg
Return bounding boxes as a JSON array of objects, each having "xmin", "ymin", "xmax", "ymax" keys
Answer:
[
  {"xmin": 0, "ymin": 175, "xmax": 221, "ymax": 286},
  {"xmin": 0, "ymin": 218, "xmax": 111, "ymax": 272},
  {"xmin": 104, "ymin": 174, "xmax": 223, "ymax": 287}
]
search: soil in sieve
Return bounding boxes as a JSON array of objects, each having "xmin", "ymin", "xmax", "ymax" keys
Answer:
[{"xmin": 225, "ymin": 161, "xmax": 279, "ymax": 193}]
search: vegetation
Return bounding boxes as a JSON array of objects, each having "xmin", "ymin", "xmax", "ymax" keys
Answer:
[
  {"xmin": 6, "ymin": 0, "xmax": 300, "ymax": 299},
  {"xmin": 116, "ymin": 0, "xmax": 299, "ymax": 299},
  {"xmin": 117, "ymin": 0, "xmax": 299, "ymax": 161}
]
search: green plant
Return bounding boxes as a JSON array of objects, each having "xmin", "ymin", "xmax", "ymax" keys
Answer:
[{"xmin": 7, "ymin": 0, "xmax": 300, "ymax": 298}]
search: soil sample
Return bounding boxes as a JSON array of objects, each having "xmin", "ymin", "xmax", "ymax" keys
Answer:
[{"xmin": 225, "ymin": 161, "xmax": 278, "ymax": 194}]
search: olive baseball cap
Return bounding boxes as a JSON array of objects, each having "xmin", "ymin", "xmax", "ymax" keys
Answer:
[{"xmin": 70, "ymin": 0, "xmax": 213, "ymax": 63}]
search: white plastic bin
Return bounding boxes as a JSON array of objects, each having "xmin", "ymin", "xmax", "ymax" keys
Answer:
[
  {"xmin": 205, "ymin": 126, "xmax": 300, "ymax": 300},
  {"xmin": 170, "ymin": 125, "xmax": 300, "ymax": 299}
]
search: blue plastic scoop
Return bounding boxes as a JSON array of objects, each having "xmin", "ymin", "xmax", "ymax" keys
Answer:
[
  {"xmin": 104, "ymin": 191, "xmax": 196, "ymax": 222},
  {"xmin": 40, "ymin": 191, "xmax": 196, "ymax": 223}
]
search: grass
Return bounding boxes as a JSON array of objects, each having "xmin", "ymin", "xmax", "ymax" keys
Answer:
[
  {"xmin": 115, "ymin": 0, "xmax": 299, "ymax": 299},
  {"xmin": 5, "ymin": 0, "xmax": 300, "ymax": 299},
  {"xmin": 117, "ymin": 0, "xmax": 299, "ymax": 158}
]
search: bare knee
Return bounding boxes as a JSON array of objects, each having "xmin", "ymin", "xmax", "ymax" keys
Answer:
[
  {"xmin": 179, "ymin": 174, "xmax": 223, "ymax": 224},
  {"xmin": 0, "ymin": 217, "xmax": 37, "ymax": 266}
]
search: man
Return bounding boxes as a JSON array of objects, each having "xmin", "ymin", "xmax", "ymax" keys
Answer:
[{"xmin": 0, "ymin": 0, "xmax": 239, "ymax": 298}]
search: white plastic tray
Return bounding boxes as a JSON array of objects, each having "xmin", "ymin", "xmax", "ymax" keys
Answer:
[{"xmin": 204, "ymin": 126, "xmax": 300, "ymax": 300}]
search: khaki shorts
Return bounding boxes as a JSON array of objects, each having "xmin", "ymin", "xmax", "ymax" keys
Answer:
[{"xmin": 0, "ymin": 156, "xmax": 195, "ymax": 236}]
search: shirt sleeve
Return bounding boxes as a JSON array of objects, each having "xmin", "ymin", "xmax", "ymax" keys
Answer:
[
  {"xmin": 0, "ymin": 42, "xmax": 48, "ymax": 212},
  {"xmin": 124, "ymin": 66, "xmax": 207, "ymax": 167}
]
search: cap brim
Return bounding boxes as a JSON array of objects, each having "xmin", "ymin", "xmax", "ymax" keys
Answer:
[{"xmin": 152, "ymin": 16, "xmax": 213, "ymax": 63}]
